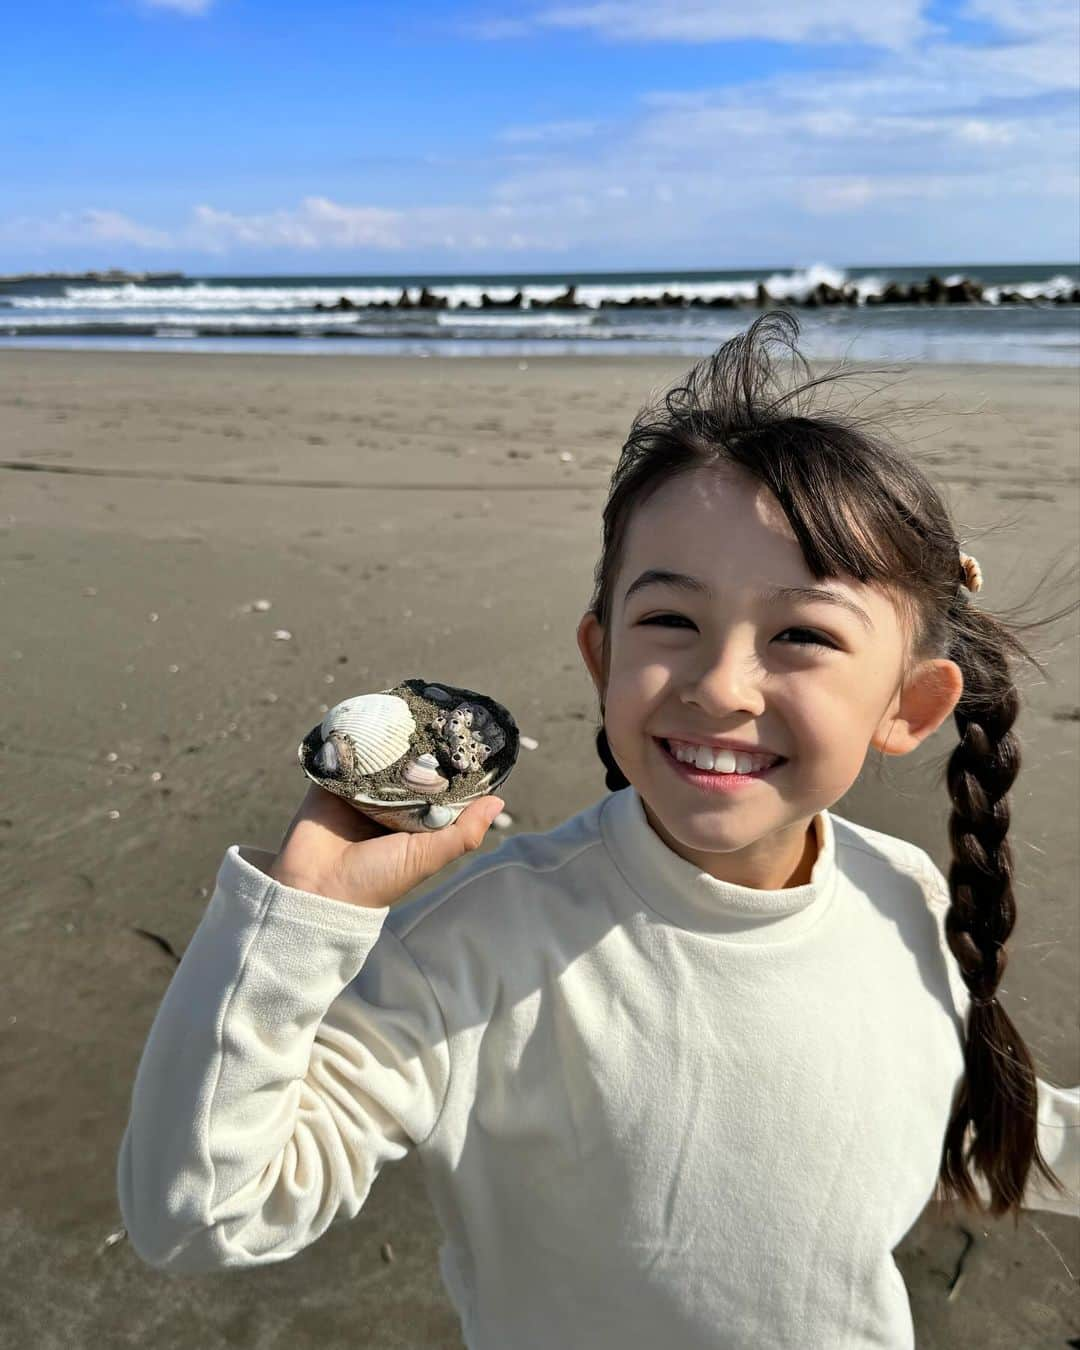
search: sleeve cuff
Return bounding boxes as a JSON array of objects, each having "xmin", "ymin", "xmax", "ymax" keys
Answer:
[{"xmin": 220, "ymin": 843, "xmax": 391, "ymax": 936}]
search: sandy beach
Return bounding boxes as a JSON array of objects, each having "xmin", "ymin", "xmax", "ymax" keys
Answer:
[{"xmin": 1, "ymin": 348, "xmax": 1076, "ymax": 1349}]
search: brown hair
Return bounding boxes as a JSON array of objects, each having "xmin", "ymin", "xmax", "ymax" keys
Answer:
[{"xmin": 586, "ymin": 312, "xmax": 1076, "ymax": 1219}]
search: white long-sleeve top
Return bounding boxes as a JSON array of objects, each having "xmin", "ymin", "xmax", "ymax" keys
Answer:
[{"xmin": 118, "ymin": 786, "xmax": 1079, "ymax": 1349}]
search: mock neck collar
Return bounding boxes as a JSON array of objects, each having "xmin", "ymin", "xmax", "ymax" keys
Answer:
[{"xmin": 599, "ymin": 785, "xmax": 839, "ymax": 943}]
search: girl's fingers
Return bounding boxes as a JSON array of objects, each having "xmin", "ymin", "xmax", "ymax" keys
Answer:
[{"xmin": 403, "ymin": 796, "xmax": 505, "ymax": 879}]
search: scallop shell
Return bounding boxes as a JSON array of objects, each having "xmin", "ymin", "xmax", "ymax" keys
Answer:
[{"xmin": 320, "ymin": 694, "xmax": 415, "ymax": 775}]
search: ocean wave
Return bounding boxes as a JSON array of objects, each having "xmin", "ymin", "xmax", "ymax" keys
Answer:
[
  {"xmin": 435, "ymin": 311, "xmax": 595, "ymax": 329},
  {"xmin": 7, "ymin": 264, "xmax": 1073, "ymax": 315},
  {"xmin": 12, "ymin": 282, "xmax": 406, "ymax": 311},
  {"xmin": 1, "ymin": 309, "xmax": 380, "ymax": 329}
]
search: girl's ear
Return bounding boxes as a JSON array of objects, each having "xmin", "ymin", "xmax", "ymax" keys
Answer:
[
  {"xmin": 576, "ymin": 612, "xmax": 606, "ymax": 697},
  {"xmin": 871, "ymin": 657, "xmax": 964, "ymax": 756}
]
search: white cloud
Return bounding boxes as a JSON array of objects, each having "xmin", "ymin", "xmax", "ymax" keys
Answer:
[
  {"xmin": 0, "ymin": 195, "xmax": 584, "ymax": 257},
  {"xmin": 797, "ymin": 174, "xmax": 958, "ymax": 215},
  {"xmin": 0, "ymin": 208, "xmax": 170, "ymax": 248},
  {"xmin": 139, "ymin": 0, "xmax": 214, "ymax": 14},
  {"xmin": 963, "ymin": 0, "xmax": 1078, "ymax": 37},
  {"xmin": 954, "ymin": 119, "xmax": 1016, "ymax": 147},
  {"xmin": 479, "ymin": 0, "xmax": 933, "ymax": 50},
  {"xmin": 82, "ymin": 209, "xmax": 172, "ymax": 246},
  {"xmin": 188, "ymin": 199, "xmax": 405, "ymax": 251},
  {"xmin": 498, "ymin": 119, "xmax": 603, "ymax": 144}
]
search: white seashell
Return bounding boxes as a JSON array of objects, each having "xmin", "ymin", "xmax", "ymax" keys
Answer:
[
  {"xmin": 422, "ymin": 803, "xmax": 458, "ymax": 830},
  {"xmin": 520, "ymin": 736, "xmax": 539, "ymax": 751},
  {"xmin": 401, "ymin": 757, "xmax": 450, "ymax": 795},
  {"xmin": 321, "ymin": 694, "xmax": 415, "ymax": 775}
]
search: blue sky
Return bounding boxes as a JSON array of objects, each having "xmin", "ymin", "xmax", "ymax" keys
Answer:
[{"xmin": 2, "ymin": 0, "xmax": 1077, "ymax": 274}]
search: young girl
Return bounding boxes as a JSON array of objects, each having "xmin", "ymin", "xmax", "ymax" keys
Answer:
[{"xmin": 118, "ymin": 315, "xmax": 1078, "ymax": 1349}]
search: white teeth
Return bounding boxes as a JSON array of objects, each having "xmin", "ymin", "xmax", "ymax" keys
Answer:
[{"xmin": 668, "ymin": 741, "xmax": 775, "ymax": 774}]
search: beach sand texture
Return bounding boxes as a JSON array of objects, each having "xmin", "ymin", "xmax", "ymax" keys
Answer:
[{"xmin": 1, "ymin": 350, "xmax": 1077, "ymax": 1349}]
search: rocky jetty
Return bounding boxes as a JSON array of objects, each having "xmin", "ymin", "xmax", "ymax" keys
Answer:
[{"xmin": 304, "ymin": 273, "xmax": 1078, "ymax": 316}]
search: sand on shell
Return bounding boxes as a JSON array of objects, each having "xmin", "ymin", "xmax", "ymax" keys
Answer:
[{"xmin": 0, "ymin": 349, "xmax": 1076, "ymax": 1349}]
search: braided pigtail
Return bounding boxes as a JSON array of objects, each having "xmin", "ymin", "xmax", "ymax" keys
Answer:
[
  {"xmin": 596, "ymin": 719, "xmax": 630, "ymax": 793},
  {"xmin": 939, "ymin": 622, "xmax": 1063, "ymax": 1217}
]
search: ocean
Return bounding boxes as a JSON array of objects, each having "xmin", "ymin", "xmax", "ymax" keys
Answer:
[{"xmin": 1, "ymin": 262, "xmax": 1077, "ymax": 365}]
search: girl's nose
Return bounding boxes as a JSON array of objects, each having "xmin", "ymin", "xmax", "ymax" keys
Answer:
[{"xmin": 679, "ymin": 645, "xmax": 766, "ymax": 718}]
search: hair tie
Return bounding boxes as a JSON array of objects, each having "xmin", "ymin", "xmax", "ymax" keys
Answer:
[
  {"xmin": 970, "ymin": 993, "xmax": 997, "ymax": 1009},
  {"xmin": 959, "ymin": 552, "xmax": 983, "ymax": 593}
]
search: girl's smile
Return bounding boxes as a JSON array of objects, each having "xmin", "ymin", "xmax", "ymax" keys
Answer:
[
  {"xmin": 654, "ymin": 736, "xmax": 788, "ymax": 793},
  {"xmin": 577, "ymin": 462, "xmax": 958, "ymax": 891}
]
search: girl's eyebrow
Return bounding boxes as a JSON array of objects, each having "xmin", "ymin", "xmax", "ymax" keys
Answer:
[{"xmin": 622, "ymin": 568, "xmax": 875, "ymax": 632}]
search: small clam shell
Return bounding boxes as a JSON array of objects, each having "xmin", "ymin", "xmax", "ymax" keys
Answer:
[
  {"xmin": 401, "ymin": 755, "xmax": 450, "ymax": 795},
  {"xmin": 313, "ymin": 736, "xmax": 343, "ymax": 776},
  {"xmin": 320, "ymin": 694, "xmax": 415, "ymax": 775},
  {"xmin": 422, "ymin": 803, "xmax": 459, "ymax": 830}
]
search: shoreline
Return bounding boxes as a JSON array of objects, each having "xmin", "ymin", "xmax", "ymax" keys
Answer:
[{"xmin": 2, "ymin": 344, "xmax": 1078, "ymax": 374}]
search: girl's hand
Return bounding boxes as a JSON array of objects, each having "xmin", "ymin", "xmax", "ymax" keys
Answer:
[{"xmin": 265, "ymin": 784, "xmax": 506, "ymax": 910}]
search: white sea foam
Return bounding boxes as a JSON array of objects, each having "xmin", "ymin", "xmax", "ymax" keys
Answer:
[
  {"xmin": 0, "ymin": 265, "xmax": 868, "ymax": 313},
  {"xmin": 982, "ymin": 273, "xmax": 1077, "ymax": 303},
  {"xmin": 3, "ymin": 310, "xmax": 378, "ymax": 329},
  {"xmin": 435, "ymin": 312, "xmax": 595, "ymax": 329},
  {"xmin": 14, "ymin": 283, "xmax": 405, "ymax": 311}
]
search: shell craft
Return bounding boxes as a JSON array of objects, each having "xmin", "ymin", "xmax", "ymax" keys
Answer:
[{"xmin": 298, "ymin": 677, "xmax": 519, "ymax": 832}]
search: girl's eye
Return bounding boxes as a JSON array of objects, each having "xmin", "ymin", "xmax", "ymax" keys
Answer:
[
  {"xmin": 639, "ymin": 613, "xmax": 695, "ymax": 629},
  {"xmin": 638, "ymin": 614, "xmax": 836, "ymax": 650},
  {"xmin": 777, "ymin": 628, "xmax": 837, "ymax": 651}
]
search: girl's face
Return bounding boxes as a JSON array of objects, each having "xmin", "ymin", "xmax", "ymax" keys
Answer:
[{"xmin": 577, "ymin": 465, "xmax": 962, "ymax": 889}]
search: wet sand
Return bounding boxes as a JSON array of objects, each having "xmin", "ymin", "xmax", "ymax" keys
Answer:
[{"xmin": 1, "ymin": 349, "xmax": 1076, "ymax": 1349}]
